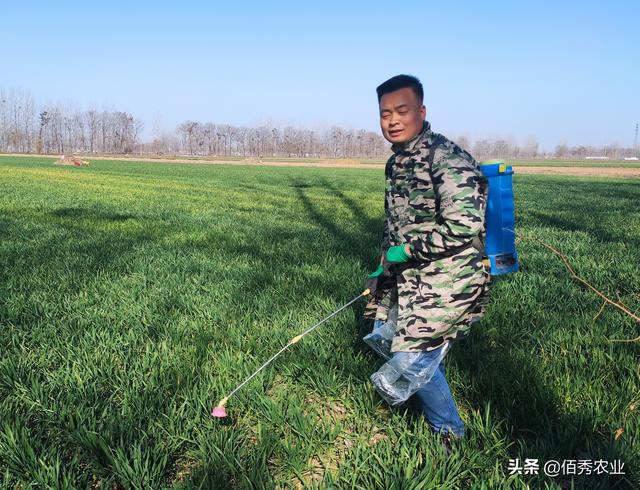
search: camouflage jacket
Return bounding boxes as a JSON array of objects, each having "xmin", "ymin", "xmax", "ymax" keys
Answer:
[{"xmin": 364, "ymin": 121, "xmax": 490, "ymax": 352}]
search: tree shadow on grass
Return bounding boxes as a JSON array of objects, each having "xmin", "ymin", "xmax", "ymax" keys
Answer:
[
  {"xmin": 189, "ymin": 175, "xmax": 381, "ymax": 321},
  {"xmin": 0, "ymin": 206, "xmax": 158, "ymax": 330},
  {"xmin": 2, "ymin": 208, "xmax": 150, "ymax": 274},
  {"xmin": 288, "ymin": 176, "xmax": 383, "ymax": 344},
  {"xmin": 516, "ymin": 178, "xmax": 640, "ymax": 247},
  {"xmin": 526, "ymin": 210, "xmax": 640, "ymax": 250},
  {"xmin": 50, "ymin": 207, "xmax": 137, "ymax": 222}
]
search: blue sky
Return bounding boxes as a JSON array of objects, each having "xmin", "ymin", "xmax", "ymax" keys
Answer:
[{"xmin": 2, "ymin": 1, "xmax": 638, "ymax": 149}]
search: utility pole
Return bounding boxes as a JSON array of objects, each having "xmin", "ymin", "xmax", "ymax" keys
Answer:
[{"xmin": 635, "ymin": 123, "xmax": 638, "ymax": 157}]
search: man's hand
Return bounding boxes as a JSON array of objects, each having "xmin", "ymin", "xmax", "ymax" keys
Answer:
[
  {"xmin": 365, "ymin": 245, "xmax": 411, "ymax": 294},
  {"xmin": 365, "ymin": 264, "xmax": 385, "ymax": 294},
  {"xmin": 383, "ymin": 244, "xmax": 411, "ymax": 265}
]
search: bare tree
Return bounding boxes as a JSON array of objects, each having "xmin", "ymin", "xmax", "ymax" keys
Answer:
[
  {"xmin": 555, "ymin": 139, "xmax": 569, "ymax": 158},
  {"xmin": 523, "ymin": 136, "xmax": 539, "ymax": 158}
]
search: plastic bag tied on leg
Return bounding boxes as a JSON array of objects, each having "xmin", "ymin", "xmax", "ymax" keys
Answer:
[
  {"xmin": 362, "ymin": 304, "xmax": 397, "ymax": 360},
  {"xmin": 371, "ymin": 342, "xmax": 450, "ymax": 406}
]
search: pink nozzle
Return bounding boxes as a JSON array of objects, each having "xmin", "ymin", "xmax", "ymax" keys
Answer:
[{"xmin": 211, "ymin": 406, "xmax": 227, "ymax": 418}]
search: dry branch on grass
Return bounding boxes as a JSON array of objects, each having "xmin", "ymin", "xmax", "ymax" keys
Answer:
[{"xmin": 517, "ymin": 234, "xmax": 640, "ymax": 342}]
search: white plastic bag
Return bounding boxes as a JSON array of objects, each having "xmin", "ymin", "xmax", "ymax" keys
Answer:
[
  {"xmin": 362, "ymin": 304, "xmax": 397, "ymax": 360},
  {"xmin": 370, "ymin": 342, "xmax": 449, "ymax": 406}
]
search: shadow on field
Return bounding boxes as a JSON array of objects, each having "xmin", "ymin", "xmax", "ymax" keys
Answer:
[
  {"xmin": 158, "ymin": 175, "xmax": 384, "ymax": 368},
  {"xmin": 45, "ymin": 207, "xmax": 151, "ymax": 281},
  {"xmin": 51, "ymin": 207, "xmax": 137, "ymax": 222},
  {"xmin": 446, "ymin": 329, "xmax": 635, "ymax": 488},
  {"xmin": 0, "ymin": 206, "xmax": 154, "ymax": 299},
  {"xmin": 585, "ymin": 182, "xmax": 640, "ymax": 204},
  {"xmin": 529, "ymin": 210, "xmax": 639, "ymax": 249},
  {"xmin": 203, "ymin": 176, "xmax": 383, "ymax": 305},
  {"xmin": 291, "ymin": 176, "xmax": 380, "ymax": 271},
  {"xmin": 289, "ymin": 176, "xmax": 383, "ymax": 341},
  {"xmin": 516, "ymin": 179, "xmax": 640, "ymax": 248}
]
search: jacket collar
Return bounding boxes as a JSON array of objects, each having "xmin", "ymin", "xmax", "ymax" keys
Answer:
[{"xmin": 391, "ymin": 121, "xmax": 432, "ymax": 154}]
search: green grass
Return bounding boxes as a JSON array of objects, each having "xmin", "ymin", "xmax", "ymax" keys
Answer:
[{"xmin": 0, "ymin": 156, "xmax": 638, "ymax": 489}]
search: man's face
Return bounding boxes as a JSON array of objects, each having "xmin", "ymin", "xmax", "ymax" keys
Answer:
[{"xmin": 379, "ymin": 87, "xmax": 426, "ymax": 144}]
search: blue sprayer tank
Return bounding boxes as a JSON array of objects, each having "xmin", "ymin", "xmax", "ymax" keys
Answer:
[{"xmin": 478, "ymin": 160, "xmax": 519, "ymax": 275}]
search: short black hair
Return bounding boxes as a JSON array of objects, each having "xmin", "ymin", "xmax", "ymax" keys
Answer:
[{"xmin": 376, "ymin": 74, "xmax": 424, "ymax": 104}]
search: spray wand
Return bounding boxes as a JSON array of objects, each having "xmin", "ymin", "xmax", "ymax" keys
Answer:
[{"xmin": 211, "ymin": 289, "xmax": 370, "ymax": 418}]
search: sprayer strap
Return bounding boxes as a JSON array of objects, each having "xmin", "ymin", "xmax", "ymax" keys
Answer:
[
  {"xmin": 426, "ymin": 137, "xmax": 487, "ymax": 258},
  {"xmin": 426, "ymin": 138, "xmax": 441, "ymax": 221}
]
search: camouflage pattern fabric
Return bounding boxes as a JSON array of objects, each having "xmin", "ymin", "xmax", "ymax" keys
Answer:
[{"xmin": 364, "ymin": 121, "xmax": 490, "ymax": 352}]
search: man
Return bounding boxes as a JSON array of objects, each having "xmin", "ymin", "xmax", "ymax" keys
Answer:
[{"xmin": 364, "ymin": 74, "xmax": 489, "ymax": 446}]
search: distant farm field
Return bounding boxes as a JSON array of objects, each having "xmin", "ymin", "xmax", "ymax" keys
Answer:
[
  {"xmin": 0, "ymin": 156, "xmax": 638, "ymax": 488},
  {"xmin": 4, "ymin": 153, "xmax": 640, "ymax": 172}
]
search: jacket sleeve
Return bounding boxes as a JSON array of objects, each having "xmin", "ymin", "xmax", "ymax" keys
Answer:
[{"xmin": 408, "ymin": 149, "xmax": 486, "ymax": 260}]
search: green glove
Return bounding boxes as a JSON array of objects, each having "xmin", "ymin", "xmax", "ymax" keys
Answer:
[
  {"xmin": 365, "ymin": 264, "xmax": 386, "ymax": 294},
  {"xmin": 385, "ymin": 244, "xmax": 411, "ymax": 264},
  {"xmin": 364, "ymin": 246, "xmax": 411, "ymax": 294},
  {"xmin": 367, "ymin": 264, "xmax": 384, "ymax": 278}
]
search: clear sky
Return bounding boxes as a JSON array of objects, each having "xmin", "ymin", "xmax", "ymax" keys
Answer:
[{"xmin": 2, "ymin": 0, "xmax": 638, "ymax": 149}]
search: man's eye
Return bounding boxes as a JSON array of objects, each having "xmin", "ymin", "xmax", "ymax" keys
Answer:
[
  {"xmin": 381, "ymin": 113, "xmax": 391, "ymax": 119},
  {"xmin": 398, "ymin": 111, "xmax": 408, "ymax": 115}
]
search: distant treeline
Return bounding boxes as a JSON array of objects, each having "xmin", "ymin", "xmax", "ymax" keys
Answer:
[
  {"xmin": 168, "ymin": 121, "xmax": 388, "ymax": 159},
  {"xmin": 1, "ymin": 88, "xmax": 637, "ymax": 160},
  {"xmin": 0, "ymin": 89, "xmax": 143, "ymax": 155}
]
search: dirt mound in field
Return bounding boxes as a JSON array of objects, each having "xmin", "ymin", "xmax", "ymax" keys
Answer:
[{"xmin": 54, "ymin": 155, "xmax": 89, "ymax": 166}]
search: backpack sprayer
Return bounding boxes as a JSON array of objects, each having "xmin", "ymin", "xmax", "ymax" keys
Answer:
[
  {"xmin": 479, "ymin": 160, "xmax": 519, "ymax": 275},
  {"xmin": 212, "ymin": 160, "xmax": 519, "ymax": 418}
]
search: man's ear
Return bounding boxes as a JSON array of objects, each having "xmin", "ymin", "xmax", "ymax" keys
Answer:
[{"xmin": 421, "ymin": 105, "xmax": 427, "ymax": 120}]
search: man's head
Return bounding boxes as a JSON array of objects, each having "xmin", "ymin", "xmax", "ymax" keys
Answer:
[{"xmin": 376, "ymin": 74, "xmax": 426, "ymax": 144}]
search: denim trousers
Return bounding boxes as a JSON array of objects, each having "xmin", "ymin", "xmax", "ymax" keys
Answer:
[
  {"xmin": 373, "ymin": 319, "xmax": 465, "ymax": 438},
  {"xmin": 412, "ymin": 351, "xmax": 465, "ymax": 438}
]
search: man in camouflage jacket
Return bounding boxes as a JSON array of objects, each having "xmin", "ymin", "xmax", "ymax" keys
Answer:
[{"xmin": 364, "ymin": 74, "xmax": 489, "ymax": 441}]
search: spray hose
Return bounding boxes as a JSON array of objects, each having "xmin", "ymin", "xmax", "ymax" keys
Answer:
[{"xmin": 509, "ymin": 228, "xmax": 639, "ymax": 342}]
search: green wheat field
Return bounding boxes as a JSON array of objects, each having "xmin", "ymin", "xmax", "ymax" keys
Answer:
[{"xmin": 1, "ymin": 156, "xmax": 638, "ymax": 489}]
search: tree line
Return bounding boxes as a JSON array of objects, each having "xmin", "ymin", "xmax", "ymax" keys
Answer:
[
  {"xmin": 0, "ymin": 89, "xmax": 143, "ymax": 155},
  {"xmin": 159, "ymin": 122, "xmax": 388, "ymax": 159},
  {"xmin": 1, "ymin": 88, "xmax": 637, "ymax": 160}
]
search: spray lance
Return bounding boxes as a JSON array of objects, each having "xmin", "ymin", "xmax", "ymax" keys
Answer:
[{"xmin": 211, "ymin": 289, "xmax": 371, "ymax": 418}]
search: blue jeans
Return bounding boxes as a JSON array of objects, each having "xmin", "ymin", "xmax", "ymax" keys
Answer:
[
  {"xmin": 413, "ymin": 353, "xmax": 465, "ymax": 438},
  {"xmin": 372, "ymin": 320, "xmax": 465, "ymax": 437}
]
